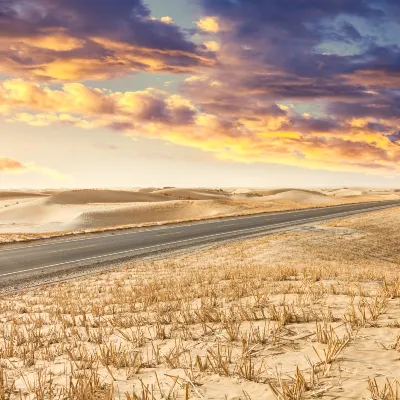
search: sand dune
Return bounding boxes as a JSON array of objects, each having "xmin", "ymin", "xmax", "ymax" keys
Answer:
[
  {"xmin": 319, "ymin": 187, "xmax": 396, "ymax": 197},
  {"xmin": 49, "ymin": 189, "xmax": 175, "ymax": 204},
  {"xmin": 229, "ymin": 188, "xmax": 327, "ymax": 198},
  {"xmin": 153, "ymin": 188, "xmax": 229, "ymax": 200},
  {"xmin": 228, "ymin": 188, "xmax": 295, "ymax": 196},
  {"xmin": 253, "ymin": 188, "xmax": 303, "ymax": 196},
  {"xmin": 0, "ymin": 198, "xmax": 80, "ymax": 226},
  {"xmin": 66, "ymin": 200, "xmax": 241, "ymax": 229},
  {"xmin": 136, "ymin": 187, "xmax": 161, "ymax": 193},
  {"xmin": 0, "ymin": 195, "xmax": 242, "ymax": 232},
  {"xmin": 227, "ymin": 188, "xmax": 330, "ymax": 202},
  {"xmin": 0, "ymin": 190, "xmax": 47, "ymax": 199},
  {"xmin": 267, "ymin": 189, "xmax": 331, "ymax": 202},
  {"xmin": 229, "ymin": 188, "xmax": 254, "ymax": 194},
  {"xmin": 326, "ymin": 188, "xmax": 365, "ymax": 197}
]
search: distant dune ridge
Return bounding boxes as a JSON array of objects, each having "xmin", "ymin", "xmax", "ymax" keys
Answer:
[
  {"xmin": 0, "ymin": 188, "xmax": 398, "ymax": 239},
  {"xmin": 48, "ymin": 189, "xmax": 175, "ymax": 204},
  {"xmin": 0, "ymin": 190, "xmax": 47, "ymax": 199},
  {"xmin": 152, "ymin": 188, "xmax": 230, "ymax": 200}
]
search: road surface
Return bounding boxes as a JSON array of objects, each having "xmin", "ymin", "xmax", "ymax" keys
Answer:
[{"xmin": 1, "ymin": 200, "xmax": 399, "ymax": 283}]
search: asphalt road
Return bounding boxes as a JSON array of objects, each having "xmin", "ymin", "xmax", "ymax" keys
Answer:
[{"xmin": 1, "ymin": 200, "xmax": 399, "ymax": 281}]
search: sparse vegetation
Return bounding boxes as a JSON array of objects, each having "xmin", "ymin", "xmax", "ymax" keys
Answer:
[{"xmin": 0, "ymin": 207, "xmax": 400, "ymax": 398}]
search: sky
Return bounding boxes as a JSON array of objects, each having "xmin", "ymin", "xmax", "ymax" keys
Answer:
[{"xmin": 1, "ymin": 0, "xmax": 400, "ymax": 189}]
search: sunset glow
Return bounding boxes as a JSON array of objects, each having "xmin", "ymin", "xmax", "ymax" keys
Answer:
[{"xmin": 1, "ymin": 0, "xmax": 400, "ymax": 188}]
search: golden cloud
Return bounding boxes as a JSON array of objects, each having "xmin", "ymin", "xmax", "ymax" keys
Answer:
[
  {"xmin": 203, "ymin": 41, "xmax": 221, "ymax": 51},
  {"xmin": 197, "ymin": 17, "xmax": 221, "ymax": 33},
  {"xmin": 0, "ymin": 32, "xmax": 213, "ymax": 82},
  {"xmin": 17, "ymin": 28, "xmax": 85, "ymax": 51},
  {"xmin": 0, "ymin": 157, "xmax": 69, "ymax": 180},
  {"xmin": 1, "ymin": 79, "xmax": 400, "ymax": 174},
  {"xmin": 149, "ymin": 16, "xmax": 174, "ymax": 24}
]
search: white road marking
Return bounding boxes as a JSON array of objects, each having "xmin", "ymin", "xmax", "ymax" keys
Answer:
[
  {"xmin": 156, "ymin": 231, "xmax": 183, "ymax": 237},
  {"xmin": 48, "ymin": 244, "xmax": 97, "ymax": 254}
]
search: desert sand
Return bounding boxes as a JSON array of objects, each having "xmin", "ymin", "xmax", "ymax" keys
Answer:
[
  {"xmin": 1, "ymin": 206, "xmax": 400, "ymax": 399},
  {"xmin": 0, "ymin": 187, "xmax": 399, "ymax": 243}
]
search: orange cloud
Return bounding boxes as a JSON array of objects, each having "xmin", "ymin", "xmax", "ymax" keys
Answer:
[
  {"xmin": 0, "ymin": 43, "xmax": 213, "ymax": 82},
  {"xmin": 15, "ymin": 28, "xmax": 85, "ymax": 52},
  {"xmin": 0, "ymin": 158, "xmax": 25, "ymax": 172},
  {"xmin": 0, "ymin": 156, "xmax": 69, "ymax": 180},
  {"xmin": 342, "ymin": 70, "xmax": 400, "ymax": 89}
]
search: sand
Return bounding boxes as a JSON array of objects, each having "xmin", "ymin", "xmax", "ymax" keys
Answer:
[
  {"xmin": 0, "ymin": 190, "xmax": 47, "ymax": 199},
  {"xmin": 0, "ymin": 187, "xmax": 398, "ymax": 243},
  {"xmin": 1, "ymin": 207, "xmax": 400, "ymax": 399},
  {"xmin": 152, "ymin": 188, "xmax": 230, "ymax": 200}
]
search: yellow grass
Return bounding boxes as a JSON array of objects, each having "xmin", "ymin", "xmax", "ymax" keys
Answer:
[{"xmin": 1, "ymin": 207, "xmax": 400, "ymax": 399}]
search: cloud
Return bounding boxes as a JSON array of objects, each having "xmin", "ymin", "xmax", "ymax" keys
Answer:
[
  {"xmin": 190, "ymin": 0, "xmax": 400, "ymax": 89},
  {"xmin": 1, "ymin": 0, "xmax": 400, "ymax": 176},
  {"xmin": 0, "ymin": 157, "xmax": 25, "ymax": 172},
  {"xmin": 203, "ymin": 41, "xmax": 220, "ymax": 52},
  {"xmin": 0, "ymin": 79, "xmax": 198, "ymax": 128},
  {"xmin": 342, "ymin": 69, "xmax": 400, "ymax": 89},
  {"xmin": 25, "ymin": 164, "xmax": 71, "ymax": 180},
  {"xmin": 1, "ymin": 79, "xmax": 400, "ymax": 174},
  {"xmin": 0, "ymin": 156, "xmax": 69, "ymax": 180},
  {"xmin": 0, "ymin": 0, "xmax": 214, "ymax": 81},
  {"xmin": 197, "ymin": 17, "xmax": 220, "ymax": 33},
  {"xmin": 148, "ymin": 16, "xmax": 174, "ymax": 24},
  {"xmin": 387, "ymin": 132, "xmax": 400, "ymax": 146}
]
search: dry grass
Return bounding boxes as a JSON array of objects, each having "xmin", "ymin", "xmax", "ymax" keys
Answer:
[{"xmin": 1, "ymin": 207, "xmax": 400, "ymax": 398}]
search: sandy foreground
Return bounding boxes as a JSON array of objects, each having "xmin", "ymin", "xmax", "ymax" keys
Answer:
[
  {"xmin": 0, "ymin": 187, "xmax": 399, "ymax": 243},
  {"xmin": 1, "ymin": 207, "xmax": 400, "ymax": 399}
]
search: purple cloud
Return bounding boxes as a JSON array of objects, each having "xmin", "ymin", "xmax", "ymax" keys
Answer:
[{"xmin": 0, "ymin": 0, "xmax": 214, "ymax": 81}]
